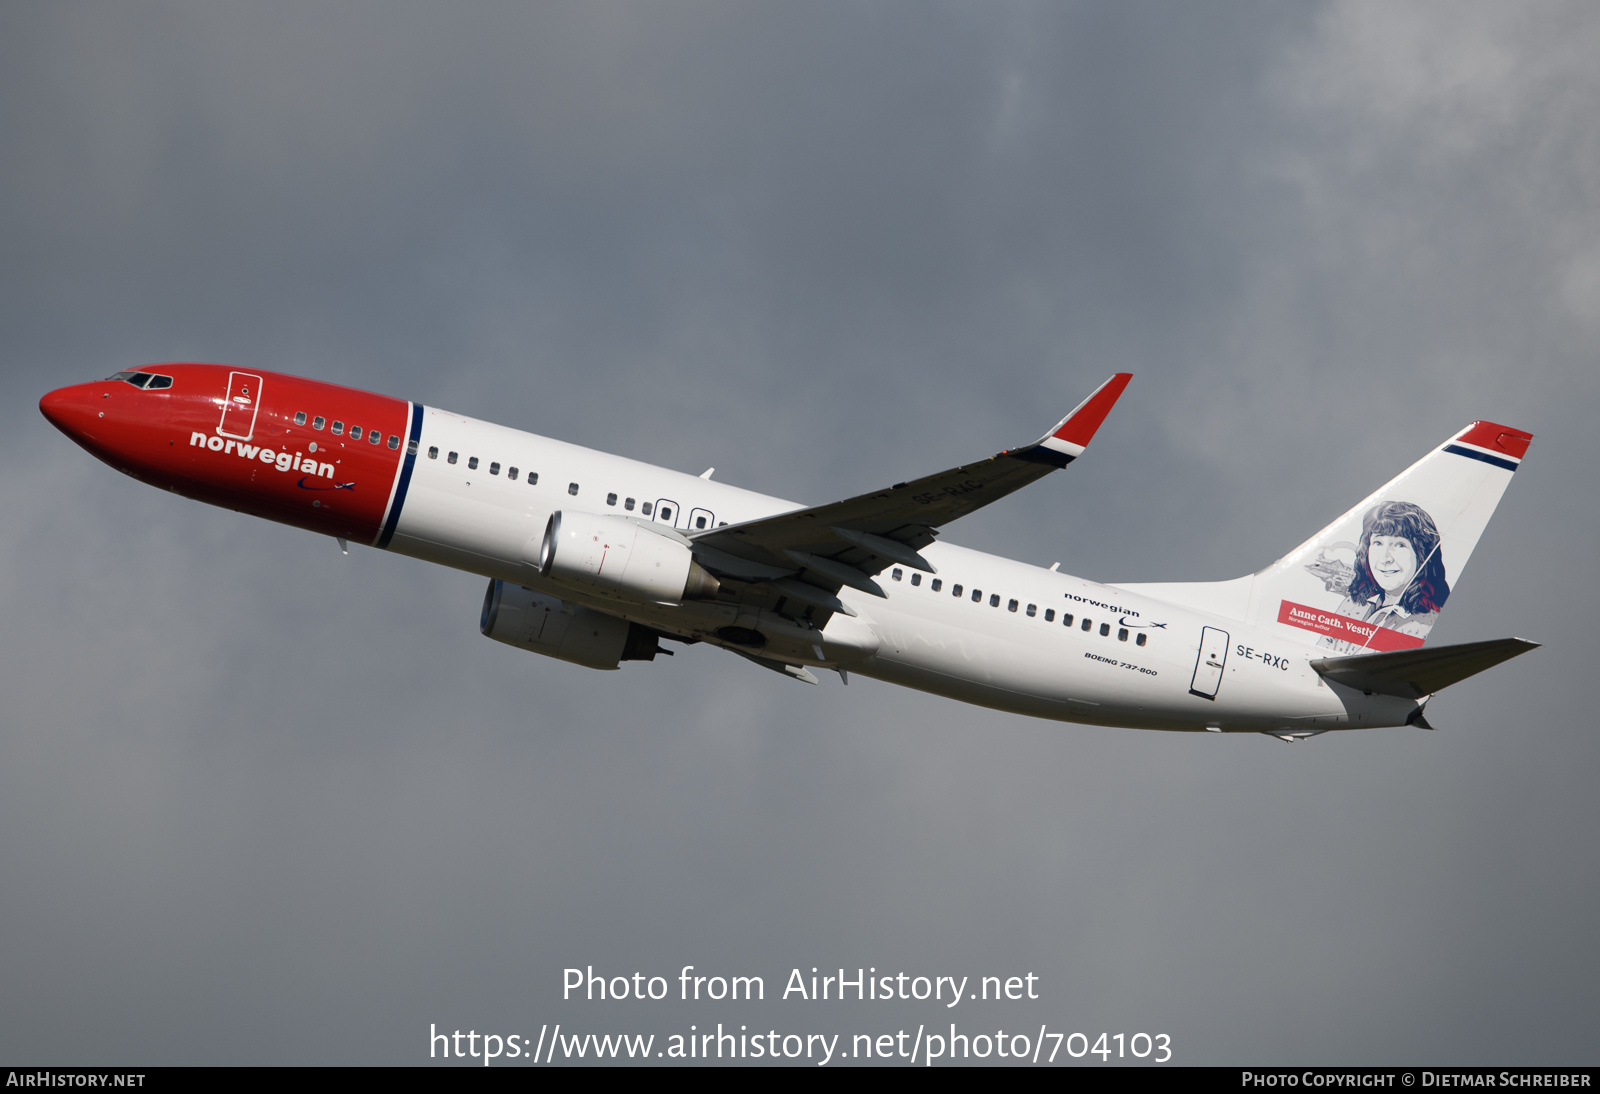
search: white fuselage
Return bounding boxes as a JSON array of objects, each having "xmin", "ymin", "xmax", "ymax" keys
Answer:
[{"xmin": 389, "ymin": 407, "xmax": 1410, "ymax": 734}]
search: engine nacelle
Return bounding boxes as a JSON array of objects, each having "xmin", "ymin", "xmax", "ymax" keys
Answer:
[
  {"xmin": 480, "ymin": 580, "xmax": 665, "ymax": 669},
  {"xmin": 536, "ymin": 511, "xmax": 719, "ymax": 605}
]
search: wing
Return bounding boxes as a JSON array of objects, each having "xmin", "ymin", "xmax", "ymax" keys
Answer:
[{"xmin": 688, "ymin": 373, "xmax": 1130, "ymax": 619}]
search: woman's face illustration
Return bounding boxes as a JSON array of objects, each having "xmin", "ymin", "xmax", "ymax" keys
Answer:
[{"xmin": 1368, "ymin": 535, "xmax": 1418, "ymax": 598}]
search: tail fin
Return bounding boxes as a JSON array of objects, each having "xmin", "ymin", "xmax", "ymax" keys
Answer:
[{"xmin": 1115, "ymin": 422, "xmax": 1532, "ymax": 652}]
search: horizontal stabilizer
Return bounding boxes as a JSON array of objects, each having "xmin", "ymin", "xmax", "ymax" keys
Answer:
[{"xmin": 1310, "ymin": 637, "xmax": 1538, "ymax": 700}]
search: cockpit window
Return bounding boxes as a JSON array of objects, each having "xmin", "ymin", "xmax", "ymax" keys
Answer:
[{"xmin": 106, "ymin": 371, "xmax": 172, "ymax": 389}]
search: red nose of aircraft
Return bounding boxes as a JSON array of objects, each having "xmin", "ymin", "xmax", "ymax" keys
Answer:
[{"xmin": 39, "ymin": 383, "xmax": 103, "ymax": 442}]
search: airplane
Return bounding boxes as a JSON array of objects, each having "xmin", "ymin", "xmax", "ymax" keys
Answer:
[{"xmin": 39, "ymin": 365, "xmax": 1537, "ymax": 741}]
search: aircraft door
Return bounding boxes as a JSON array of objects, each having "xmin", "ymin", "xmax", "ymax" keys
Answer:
[
  {"xmin": 1189, "ymin": 626, "xmax": 1229, "ymax": 700},
  {"xmin": 687, "ymin": 507, "xmax": 715, "ymax": 531},
  {"xmin": 218, "ymin": 371, "xmax": 265, "ymax": 440},
  {"xmin": 654, "ymin": 499, "xmax": 680, "ymax": 527}
]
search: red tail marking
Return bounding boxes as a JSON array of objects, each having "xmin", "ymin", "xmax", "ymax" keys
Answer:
[
  {"xmin": 1457, "ymin": 421, "xmax": 1532, "ymax": 460},
  {"xmin": 1278, "ymin": 600, "xmax": 1426, "ymax": 651}
]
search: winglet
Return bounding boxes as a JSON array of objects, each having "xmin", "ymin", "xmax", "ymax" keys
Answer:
[{"xmin": 1022, "ymin": 373, "xmax": 1132, "ymax": 466}]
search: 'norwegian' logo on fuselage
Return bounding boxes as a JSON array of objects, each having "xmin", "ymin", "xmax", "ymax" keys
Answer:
[{"xmin": 190, "ymin": 431, "xmax": 338, "ymax": 481}]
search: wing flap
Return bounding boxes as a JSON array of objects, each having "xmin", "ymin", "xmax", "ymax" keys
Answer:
[{"xmin": 1310, "ymin": 637, "xmax": 1538, "ymax": 700}]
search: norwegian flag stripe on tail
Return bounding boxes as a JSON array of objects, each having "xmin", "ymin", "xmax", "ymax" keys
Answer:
[{"xmin": 1444, "ymin": 420, "xmax": 1532, "ymax": 472}]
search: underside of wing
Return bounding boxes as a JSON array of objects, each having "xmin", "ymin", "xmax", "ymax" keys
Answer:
[
  {"xmin": 686, "ymin": 373, "xmax": 1131, "ymax": 624},
  {"xmin": 1310, "ymin": 637, "xmax": 1539, "ymax": 700}
]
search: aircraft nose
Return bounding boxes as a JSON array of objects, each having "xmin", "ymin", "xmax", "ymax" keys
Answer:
[{"xmin": 39, "ymin": 383, "xmax": 103, "ymax": 440}]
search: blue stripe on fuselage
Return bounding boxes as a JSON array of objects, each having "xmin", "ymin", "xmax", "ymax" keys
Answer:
[{"xmin": 376, "ymin": 402, "xmax": 424, "ymax": 549}]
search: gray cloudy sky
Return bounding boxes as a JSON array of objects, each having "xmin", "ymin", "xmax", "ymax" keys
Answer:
[{"xmin": 2, "ymin": 1, "xmax": 1597, "ymax": 1066}]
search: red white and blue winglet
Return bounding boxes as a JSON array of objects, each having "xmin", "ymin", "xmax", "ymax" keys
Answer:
[
  {"xmin": 1442, "ymin": 421, "xmax": 1532, "ymax": 473},
  {"xmin": 1019, "ymin": 373, "xmax": 1132, "ymax": 467}
]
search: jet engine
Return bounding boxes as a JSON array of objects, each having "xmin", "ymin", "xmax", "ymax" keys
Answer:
[
  {"xmin": 536, "ymin": 511, "xmax": 720, "ymax": 605},
  {"xmin": 480, "ymin": 580, "xmax": 666, "ymax": 669}
]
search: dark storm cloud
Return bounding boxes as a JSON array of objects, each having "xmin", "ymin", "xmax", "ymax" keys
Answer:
[{"xmin": 1, "ymin": 1, "xmax": 1596, "ymax": 1064}]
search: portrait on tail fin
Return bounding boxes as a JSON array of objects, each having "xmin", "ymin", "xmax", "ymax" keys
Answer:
[{"xmin": 1313, "ymin": 500, "xmax": 1449, "ymax": 652}]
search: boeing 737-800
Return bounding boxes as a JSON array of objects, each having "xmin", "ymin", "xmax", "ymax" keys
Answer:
[{"xmin": 39, "ymin": 365, "xmax": 1536, "ymax": 740}]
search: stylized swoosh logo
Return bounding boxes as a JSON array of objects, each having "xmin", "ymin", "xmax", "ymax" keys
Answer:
[
  {"xmin": 1121, "ymin": 616, "xmax": 1160, "ymax": 629},
  {"xmin": 297, "ymin": 477, "xmax": 356, "ymax": 491}
]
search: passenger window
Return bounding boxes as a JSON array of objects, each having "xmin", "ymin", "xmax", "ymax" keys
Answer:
[
  {"xmin": 428, "ymin": 446, "xmax": 438, "ymax": 459},
  {"xmin": 1025, "ymin": 603, "xmax": 1036, "ymax": 617},
  {"xmin": 468, "ymin": 457, "xmax": 479, "ymax": 470},
  {"xmin": 695, "ymin": 515, "xmax": 707, "ymax": 529},
  {"xmin": 1136, "ymin": 633, "xmax": 1147, "ymax": 647},
  {"xmin": 1081, "ymin": 618, "xmax": 1092, "ymax": 631},
  {"xmin": 1045, "ymin": 609, "xmax": 1055, "ymax": 621},
  {"xmin": 332, "ymin": 421, "xmax": 344, "ymax": 435},
  {"xmin": 972, "ymin": 589, "xmax": 982, "ymax": 602},
  {"xmin": 990, "ymin": 594, "xmax": 1000, "ymax": 607},
  {"xmin": 370, "ymin": 430, "xmax": 382, "ymax": 445},
  {"xmin": 952, "ymin": 584, "xmax": 962, "ymax": 597},
  {"xmin": 607, "ymin": 493, "xmax": 617, "ymax": 506},
  {"xmin": 447, "ymin": 452, "xmax": 458, "ymax": 464},
  {"xmin": 931, "ymin": 579, "xmax": 942, "ymax": 592},
  {"xmin": 313, "ymin": 417, "xmax": 326, "ymax": 430},
  {"xmin": 1008, "ymin": 599, "xmax": 1019, "ymax": 612},
  {"xmin": 1099, "ymin": 623, "xmax": 1110, "ymax": 636},
  {"xmin": 642, "ymin": 502, "xmax": 652, "ymax": 516},
  {"xmin": 351, "ymin": 426, "xmax": 363, "ymax": 440},
  {"xmin": 295, "ymin": 412, "xmax": 307, "ymax": 425},
  {"xmin": 892, "ymin": 568, "xmax": 903, "ymax": 581},
  {"xmin": 568, "ymin": 483, "xmax": 579, "ymax": 496},
  {"xmin": 387, "ymin": 435, "xmax": 399, "ymax": 449},
  {"xmin": 1118, "ymin": 628, "xmax": 1128, "ymax": 641},
  {"xmin": 624, "ymin": 498, "xmax": 635, "ymax": 511},
  {"xmin": 489, "ymin": 462, "xmax": 500, "ymax": 475},
  {"xmin": 528, "ymin": 473, "xmax": 539, "ymax": 485},
  {"xmin": 660, "ymin": 506, "xmax": 672, "ymax": 521},
  {"xmin": 910, "ymin": 573, "xmax": 921, "ymax": 586},
  {"xmin": 407, "ymin": 439, "xmax": 418, "ymax": 456},
  {"xmin": 508, "ymin": 467, "xmax": 518, "ymax": 480}
]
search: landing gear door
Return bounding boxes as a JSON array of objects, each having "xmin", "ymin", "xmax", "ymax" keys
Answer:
[{"xmin": 1189, "ymin": 626, "xmax": 1229, "ymax": 700}]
